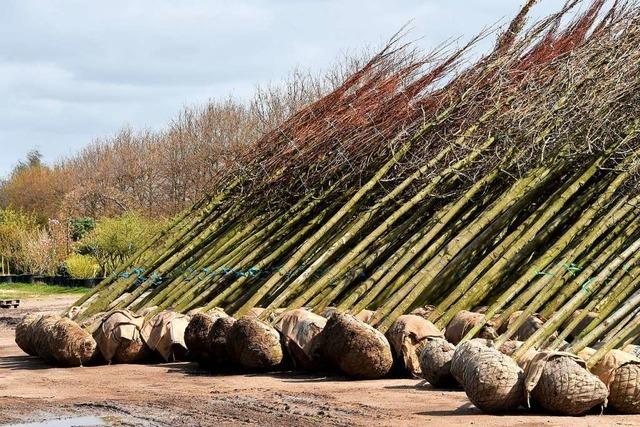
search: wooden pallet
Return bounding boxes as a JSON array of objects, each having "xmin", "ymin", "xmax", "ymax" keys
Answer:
[{"xmin": 0, "ymin": 299, "xmax": 20, "ymax": 308}]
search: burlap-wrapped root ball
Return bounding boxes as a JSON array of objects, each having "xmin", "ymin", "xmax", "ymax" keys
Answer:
[
  {"xmin": 624, "ymin": 344, "xmax": 640, "ymax": 359},
  {"xmin": 15, "ymin": 314, "xmax": 96, "ymax": 366},
  {"xmin": 590, "ymin": 349, "xmax": 640, "ymax": 414},
  {"xmin": 30, "ymin": 315, "xmax": 62, "ymax": 362},
  {"xmin": 463, "ymin": 346, "xmax": 525, "ymax": 413},
  {"xmin": 525, "ymin": 352, "xmax": 608, "ymax": 415},
  {"xmin": 385, "ymin": 314, "xmax": 442, "ymax": 378},
  {"xmin": 94, "ymin": 309, "xmax": 151, "ymax": 364},
  {"xmin": 142, "ymin": 310, "xmax": 190, "ymax": 362},
  {"xmin": 15, "ymin": 313, "xmax": 40, "ymax": 356},
  {"xmin": 227, "ymin": 316, "xmax": 284, "ymax": 370},
  {"xmin": 498, "ymin": 340, "xmax": 538, "ymax": 371},
  {"xmin": 419, "ymin": 337, "xmax": 457, "ymax": 388},
  {"xmin": 185, "ymin": 313, "xmax": 216, "ymax": 365},
  {"xmin": 499, "ymin": 311, "xmax": 551, "ymax": 341},
  {"xmin": 48, "ymin": 317, "xmax": 97, "ymax": 366},
  {"xmin": 445, "ymin": 311, "xmax": 497, "ymax": 345},
  {"xmin": 409, "ymin": 305, "xmax": 436, "ymax": 319},
  {"xmin": 321, "ymin": 313, "xmax": 393, "ymax": 379},
  {"xmin": 450, "ymin": 339, "xmax": 491, "ymax": 384},
  {"xmin": 209, "ymin": 316, "xmax": 236, "ymax": 367},
  {"xmin": 607, "ymin": 361, "xmax": 640, "ymax": 414},
  {"xmin": 322, "ymin": 308, "xmax": 376, "ymax": 324},
  {"xmin": 275, "ymin": 308, "xmax": 326, "ymax": 371}
]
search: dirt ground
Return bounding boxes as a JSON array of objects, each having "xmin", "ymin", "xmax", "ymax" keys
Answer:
[{"xmin": 0, "ymin": 297, "xmax": 638, "ymax": 426}]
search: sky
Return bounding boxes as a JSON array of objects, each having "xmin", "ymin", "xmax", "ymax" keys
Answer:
[{"xmin": 0, "ymin": 0, "xmax": 562, "ymax": 177}]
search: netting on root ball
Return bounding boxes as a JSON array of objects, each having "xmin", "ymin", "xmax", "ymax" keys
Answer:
[
  {"xmin": 462, "ymin": 345, "xmax": 525, "ymax": 413},
  {"xmin": 590, "ymin": 349, "xmax": 640, "ymax": 414},
  {"xmin": 419, "ymin": 337, "xmax": 457, "ymax": 388},
  {"xmin": 450, "ymin": 339, "xmax": 491, "ymax": 385},
  {"xmin": 15, "ymin": 314, "xmax": 97, "ymax": 366},
  {"xmin": 209, "ymin": 316, "xmax": 236, "ymax": 368},
  {"xmin": 48, "ymin": 317, "xmax": 98, "ymax": 366},
  {"xmin": 525, "ymin": 352, "xmax": 608, "ymax": 415},
  {"xmin": 185, "ymin": 311, "xmax": 229, "ymax": 365},
  {"xmin": 15, "ymin": 313, "xmax": 40, "ymax": 356}
]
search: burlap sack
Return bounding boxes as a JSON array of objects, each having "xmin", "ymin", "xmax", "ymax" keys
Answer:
[
  {"xmin": 498, "ymin": 340, "xmax": 538, "ymax": 371},
  {"xmin": 275, "ymin": 308, "xmax": 326, "ymax": 369},
  {"xmin": 385, "ymin": 314, "xmax": 443, "ymax": 377},
  {"xmin": 355, "ymin": 309, "xmax": 375, "ymax": 324},
  {"xmin": 589, "ymin": 349, "xmax": 640, "ymax": 414},
  {"xmin": 409, "ymin": 305, "xmax": 437, "ymax": 320},
  {"xmin": 623, "ymin": 344, "xmax": 640, "ymax": 359},
  {"xmin": 94, "ymin": 309, "xmax": 148, "ymax": 363},
  {"xmin": 524, "ymin": 351, "xmax": 608, "ymax": 415},
  {"xmin": 445, "ymin": 311, "xmax": 497, "ymax": 345},
  {"xmin": 142, "ymin": 310, "xmax": 190, "ymax": 362},
  {"xmin": 500, "ymin": 311, "xmax": 551, "ymax": 341},
  {"xmin": 320, "ymin": 308, "xmax": 375, "ymax": 323}
]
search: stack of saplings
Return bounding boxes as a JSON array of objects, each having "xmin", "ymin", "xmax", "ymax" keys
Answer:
[{"xmin": 12, "ymin": 0, "xmax": 640, "ymax": 417}]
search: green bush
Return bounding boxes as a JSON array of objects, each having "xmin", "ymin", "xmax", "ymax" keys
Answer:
[
  {"xmin": 0, "ymin": 208, "xmax": 39, "ymax": 274},
  {"xmin": 69, "ymin": 217, "xmax": 96, "ymax": 241},
  {"xmin": 65, "ymin": 254, "xmax": 100, "ymax": 279},
  {"xmin": 80, "ymin": 212, "xmax": 164, "ymax": 275}
]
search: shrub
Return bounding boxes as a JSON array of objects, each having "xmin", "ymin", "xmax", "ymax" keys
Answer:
[
  {"xmin": 69, "ymin": 217, "xmax": 95, "ymax": 241},
  {"xmin": 80, "ymin": 212, "xmax": 165, "ymax": 275},
  {"xmin": 0, "ymin": 209, "xmax": 38, "ymax": 273},
  {"xmin": 16, "ymin": 228, "xmax": 58, "ymax": 275},
  {"xmin": 65, "ymin": 254, "xmax": 100, "ymax": 279}
]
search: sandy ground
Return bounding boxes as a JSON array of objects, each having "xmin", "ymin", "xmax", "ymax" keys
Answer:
[{"xmin": 0, "ymin": 297, "xmax": 639, "ymax": 426}]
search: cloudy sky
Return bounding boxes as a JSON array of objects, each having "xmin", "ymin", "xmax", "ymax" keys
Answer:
[{"xmin": 0, "ymin": 1, "xmax": 561, "ymax": 177}]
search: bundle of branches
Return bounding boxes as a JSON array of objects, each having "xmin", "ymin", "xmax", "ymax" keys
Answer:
[{"xmin": 50, "ymin": 0, "xmax": 640, "ymax": 411}]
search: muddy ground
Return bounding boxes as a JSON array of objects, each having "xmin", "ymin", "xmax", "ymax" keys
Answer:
[{"xmin": 0, "ymin": 297, "xmax": 638, "ymax": 426}]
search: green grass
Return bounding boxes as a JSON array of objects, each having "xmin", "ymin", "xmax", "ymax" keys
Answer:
[{"xmin": 0, "ymin": 282, "xmax": 89, "ymax": 299}]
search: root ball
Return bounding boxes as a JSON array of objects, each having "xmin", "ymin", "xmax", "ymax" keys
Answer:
[
  {"xmin": 419, "ymin": 337, "xmax": 457, "ymax": 388},
  {"xmin": 463, "ymin": 346, "xmax": 525, "ymax": 413},
  {"xmin": 227, "ymin": 316, "xmax": 284, "ymax": 370},
  {"xmin": 321, "ymin": 313, "xmax": 392, "ymax": 379}
]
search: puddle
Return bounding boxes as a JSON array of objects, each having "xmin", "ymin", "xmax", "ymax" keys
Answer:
[{"xmin": 3, "ymin": 416, "xmax": 107, "ymax": 427}]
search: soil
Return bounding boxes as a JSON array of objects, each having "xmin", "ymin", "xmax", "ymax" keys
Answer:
[{"xmin": 1, "ymin": 297, "xmax": 638, "ymax": 426}]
